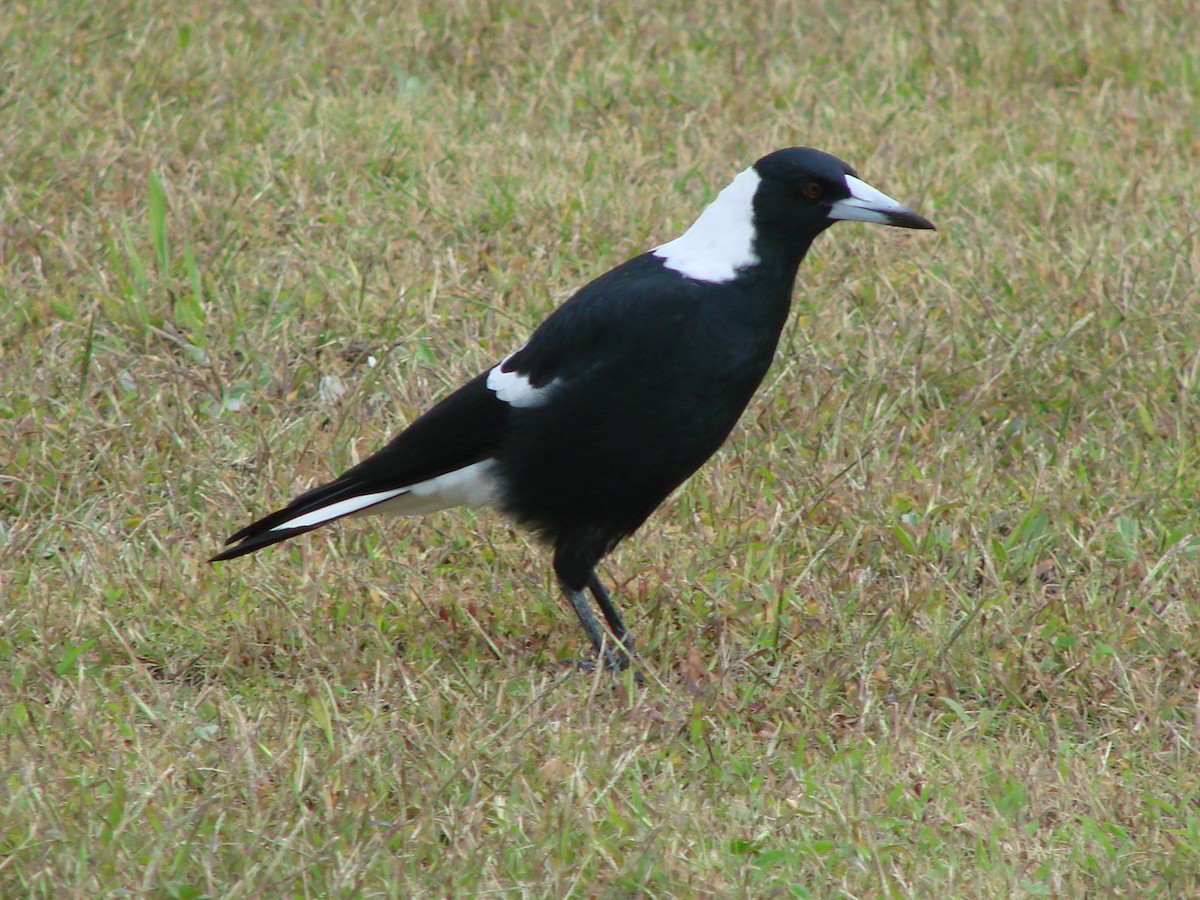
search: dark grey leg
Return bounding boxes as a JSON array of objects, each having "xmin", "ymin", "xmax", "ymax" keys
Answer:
[
  {"xmin": 586, "ymin": 572, "xmax": 644, "ymax": 680},
  {"xmin": 561, "ymin": 581, "xmax": 623, "ymax": 673},
  {"xmin": 587, "ymin": 571, "xmax": 635, "ymax": 652}
]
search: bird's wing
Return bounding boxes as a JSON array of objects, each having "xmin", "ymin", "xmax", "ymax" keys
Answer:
[{"xmin": 498, "ymin": 253, "xmax": 692, "ymax": 386}]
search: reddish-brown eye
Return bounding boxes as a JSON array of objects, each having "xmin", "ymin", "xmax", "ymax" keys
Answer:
[{"xmin": 802, "ymin": 181, "xmax": 823, "ymax": 199}]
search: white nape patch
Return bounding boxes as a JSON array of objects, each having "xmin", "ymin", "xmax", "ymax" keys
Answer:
[
  {"xmin": 487, "ymin": 352, "xmax": 555, "ymax": 408},
  {"xmin": 271, "ymin": 487, "xmax": 409, "ymax": 531},
  {"xmin": 652, "ymin": 167, "xmax": 761, "ymax": 284},
  {"xmin": 827, "ymin": 175, "xmax": 912, "ymax": 225},
  {"xmin": 367, "ymin": 459, "xmax": 501, "ymax": 517}
]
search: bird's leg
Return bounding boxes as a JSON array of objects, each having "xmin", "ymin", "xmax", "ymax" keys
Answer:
[
  {"xmin": 586, "ymin": 570, "xmax": 642, "ymax": 666},
  {"xmin": 561, "ymin": 582, "xmax": 624, "ymax": 673}
]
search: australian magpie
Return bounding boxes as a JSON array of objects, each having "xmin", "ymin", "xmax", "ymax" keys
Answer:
[{"xmin": 212, "ymin": 147, "xmax": 934, "ymax": 672}]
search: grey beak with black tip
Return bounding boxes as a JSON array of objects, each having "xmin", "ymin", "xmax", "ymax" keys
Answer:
[{"xmin": 830, "ymin": 175, "xmax": 936, "ymax": 231}]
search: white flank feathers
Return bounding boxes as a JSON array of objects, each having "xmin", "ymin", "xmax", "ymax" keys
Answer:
[
  {"xmin": 487, "ymin": 352, "xmax": 555, "ymax": 407},
  {"xmin": 268, "ymin": 460, "xmax": 502, "ymax": 531},
  {"xmin": 372, "ymin": 459, "xmax": 501, "ymax": 516},
  {"xmin": 652, "ymin": 167, "xmax": 761, "ymax": 283}
]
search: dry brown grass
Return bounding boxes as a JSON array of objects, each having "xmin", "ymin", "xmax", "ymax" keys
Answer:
[{"xmin": 4, "ymin": 0, "xmax": 1200, "ymax": 895}]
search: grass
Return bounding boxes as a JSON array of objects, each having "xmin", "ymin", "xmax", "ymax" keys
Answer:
[{"xmin": 3, "ymin": 0, "xmax": 1200, "ymax": 895}]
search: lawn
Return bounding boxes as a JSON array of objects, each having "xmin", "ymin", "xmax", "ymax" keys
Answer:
[{"xmin": 3, "ymin": 0, "xmax": 1200, "ymax": 895}]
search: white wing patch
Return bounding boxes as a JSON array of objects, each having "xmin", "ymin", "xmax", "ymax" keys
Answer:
[
  {"xmin": 487, "ymin": 352, "xmax": 556, "ymax": 407},
  {"xmin": 652, "ymin": 167, "xmax": 761, "ymax": 284},
  {"xmin": 268, "ymin": 460, "xmax": 501, "ymax": 531}
]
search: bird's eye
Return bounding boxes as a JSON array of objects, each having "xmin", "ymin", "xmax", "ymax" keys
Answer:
[{"xmin": 802, "ymin": 181, "xmax": 824, "ymax": 199}]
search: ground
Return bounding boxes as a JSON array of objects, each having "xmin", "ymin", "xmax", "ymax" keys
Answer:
[{"xmin": 3, "ymin": 0, "xmax": 1200, "ymax": 895}]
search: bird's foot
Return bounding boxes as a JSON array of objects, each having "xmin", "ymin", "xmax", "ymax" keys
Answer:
[{"xmin": 561, "ymin": 649, "xmax": 646, "ymax": 685}]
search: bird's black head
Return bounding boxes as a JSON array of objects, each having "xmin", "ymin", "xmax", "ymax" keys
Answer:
[{"xmin": 751, "ymin": 147, "xmax": 935, "ymax": 240}]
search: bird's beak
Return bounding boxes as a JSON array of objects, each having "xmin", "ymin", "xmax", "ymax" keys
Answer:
[{"xmin": 829, "ymin": 175, "xmax": 935, "ymax": 230}]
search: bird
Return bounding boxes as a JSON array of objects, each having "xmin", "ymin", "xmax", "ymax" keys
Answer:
[{"xmin": 211, "ymin": 147, "xmax": 935, "ymax": 673}]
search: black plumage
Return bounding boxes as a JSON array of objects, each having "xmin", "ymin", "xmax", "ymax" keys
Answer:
[{"xmin": 212, "ymin": 147, "xmax": 935, "ymax": 671}]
